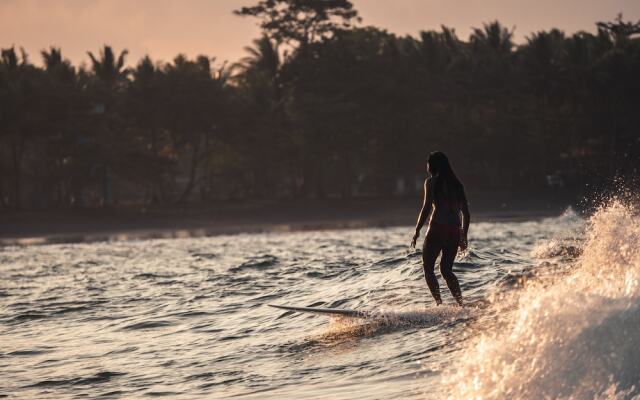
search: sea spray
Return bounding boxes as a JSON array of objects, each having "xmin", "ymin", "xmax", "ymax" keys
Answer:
[
  {"xmin": 446, "ymin": 201, "xmax": 640, "ymax": 399},
  {"xmin": 320, "ymin": 306, "xmax": 472, "ymax": 340}
]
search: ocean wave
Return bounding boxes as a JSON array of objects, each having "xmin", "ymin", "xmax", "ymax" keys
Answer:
[
  {"xmin": 8, "ymin": 348, "xmax": 54, "ymax": 357},
  {"xmin": 447, "ymin": 201, "xmax": 640, "ymax": 399},
  {"xmin": 1, "ymin": 213, "xmax": 602, "ymax": 399},
  {"xmin": 120, "ymin": 320, "xmax": 174, "ymax": 330},
  {"xmin": 316, "ymin": 305, "xmax": 474, "ymax": 340},
  {"xmin": 531, "ymin": 239, "xmax": 582, "ymax": 259},
  {"xmin": 229, "ymin": 254, "xmax": 279, "ymax": 272},
  {"xmin": 27, "ymin": 371, "xmax": 126, "ymax": 388}
]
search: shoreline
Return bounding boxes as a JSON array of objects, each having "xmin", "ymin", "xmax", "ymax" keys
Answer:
[
  {"xmin": 0, "ymin": 199, "xmax": 568, "ymax": 246},
  {"xmin": 1, "ymin": 210, "xmax": 559, "ymax": 246}
]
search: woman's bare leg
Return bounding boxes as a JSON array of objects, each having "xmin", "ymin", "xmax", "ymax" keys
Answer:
[
  {"xmin": 422, "ymin": 237, "xmax": 443, "ymax": 305},
  {"xmin": 440, "ymin": 243, "xmax": 463, "ymax": 306}
]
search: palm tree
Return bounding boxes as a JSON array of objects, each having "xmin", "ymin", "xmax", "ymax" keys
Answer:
[
  {"xmin": 470, "ymin": 21, "xmax": 514, "ymax": 57},
  {"xmin": 127, "ymin": 55, "xmax": 171, "ymax": 203},
  {"xmin": 42, "ymin": 47, "xmax": 64, "ymax": 70},
  {"xmin": 41, "ymin": 47, "xmax": 75, "ymax": 83},
  {"xmin": 157, "ymin": 54, "xmax": 221, "ymax": 203},
  {"xmin": 0, "ymin": 47, "xmax": 22, "ymax": 207},
  {"xmin": 234, "ymin": 36, "xmax": 287, "ymax": 197},
  {"xmin": 38, "ymin": 47, "xmax": 81, "ymax": 206},
  {"xmin": 593, "ymin": 15, "xmax": 640, "ymax": 175},
  {"xmin": 132, "ymin": 55, "xmax": 155, "ymax": 83},
  {"xmin": 85, "ymin": 46, "xmax": 129, "ymax": 206},
  {"xmin": 417, "ymin": 26, "xmax": 463, "ymax": 73},
  {"xmin": 519, "ymin": 30, "xmax": 568, "ymax": 174},
  {"xmin": 0, "ymin": 47, "xmax": 37, "ymax": 208},
  {"xmin": 522, "ymin": 29, "xmax": 567, "ymax": 101},
  {"xmin": 524, "ymin": 29, "xmax": 566, "ymax": 72},
  {"xmin": 1, "ymin": 47, "xmax": 20, "ymax": 70},
  {"xmin": 239, "ymin": 36, "xmax": 280, "ymax": 78},
  {"xmin": 87, "ymin": 45, "xmax": 129, "ymax": 84}
]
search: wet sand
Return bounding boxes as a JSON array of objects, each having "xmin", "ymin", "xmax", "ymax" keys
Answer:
[{"xmin": 0, "ymin": 197, "xmax": 569, "ymax": 245}]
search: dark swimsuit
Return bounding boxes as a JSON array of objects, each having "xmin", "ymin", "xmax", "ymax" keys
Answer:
[
  {"xmin": 421, "ymin": 177, "xmax": 465, "ymax": 305},
  {"xmin": 426, "ymin": 222, "xmax": 461, "ymax": 247},
  {"xmin": 427, "ymin": 178, "xmax": 463, "ymax": 236}
]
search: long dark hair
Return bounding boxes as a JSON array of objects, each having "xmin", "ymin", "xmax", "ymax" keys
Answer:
[{"xmin": 427, "ymin": 151, "xmax": 465, "ymax": 204}]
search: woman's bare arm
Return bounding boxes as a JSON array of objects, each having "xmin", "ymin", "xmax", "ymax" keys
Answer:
[
  {"xmin": 459, "ymin": 190, "xmax": 470, "ymax": 250},
  {"xmin": 411, "ymin": 178, "xmax": 432, "ymax": 248}
]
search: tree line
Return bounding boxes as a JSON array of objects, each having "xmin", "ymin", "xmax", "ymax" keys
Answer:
[{"xmin": 1, "ymin": 0, "xmax": 639, "ymax": 209}]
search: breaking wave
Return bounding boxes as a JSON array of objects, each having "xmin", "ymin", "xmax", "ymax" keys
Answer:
[{"xmin": 447, "ymin": 201, "xmax": 640, "ymax": 399}]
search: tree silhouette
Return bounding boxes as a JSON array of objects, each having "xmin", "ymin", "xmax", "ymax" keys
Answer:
[
  {"xmin": 87, "ymin": 45, "xmax": 129, "ymax": 84},
  {"xmin": 471, "ymin": 21, "xmax": 514, "ymax": 55},
  {"xmin": 1, "ymin": 11, "xmax": 640, "ymax": 209},
  {"xmin": 234, "ymin": 36, "xmax": 289, "ymax": 197},
  {"xmin": 234, "ymin": 0, "xmax": 360, "ymax": 48},
  {"xmin": 0, "ymin": 47, "xmax": 41, "ymax": 208}
]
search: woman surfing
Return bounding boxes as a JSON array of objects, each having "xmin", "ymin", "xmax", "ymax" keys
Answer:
[{"xmin": 411, "ymin": 152, "xmax": 470, "ymax": 306}]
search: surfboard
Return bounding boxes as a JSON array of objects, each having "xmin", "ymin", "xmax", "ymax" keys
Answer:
[{"xmin": 269, "ymin": 304, "xmax": 371, "ymax": 318}]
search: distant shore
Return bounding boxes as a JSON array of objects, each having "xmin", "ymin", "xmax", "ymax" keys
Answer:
[{"xmin": 0, "ymin": 197, "xmax": 571, "ymax": 246}]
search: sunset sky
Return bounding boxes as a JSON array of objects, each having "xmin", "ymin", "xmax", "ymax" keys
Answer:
[{"xmin": 1, "ymin": 0, "xmax": 638, "ymax": 67}]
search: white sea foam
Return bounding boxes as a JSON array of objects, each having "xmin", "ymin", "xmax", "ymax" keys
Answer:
[
  {"xmin": 321, "ymin": 306, "xmax": 471, "ymax": 340},
  {"xmin": 447, "ymin": 201, "xmax": 640, "ymax": 399},
  {"xmin": 530, "ymin": 238, "xmax": 582, "ymax": 259}
]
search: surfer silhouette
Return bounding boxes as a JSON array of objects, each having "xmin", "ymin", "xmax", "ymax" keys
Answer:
[{"xmin": 411, "ymin": 151, "xmax": 470, "ymax": 306}]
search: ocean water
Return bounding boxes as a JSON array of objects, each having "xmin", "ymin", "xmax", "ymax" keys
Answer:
[{"xmin": 1, "ymin": 203, "xmax": 639, "ymax": 399}]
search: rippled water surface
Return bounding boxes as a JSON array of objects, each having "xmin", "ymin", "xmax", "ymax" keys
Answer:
[{"xmin": 2, "ymin": 205, "xmax": 639, "ymax": 399}]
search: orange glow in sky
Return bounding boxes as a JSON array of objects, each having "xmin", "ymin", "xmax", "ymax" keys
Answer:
[{"xmin": 1, "ymin": 0, "xmax": 638, "ymax": 67}]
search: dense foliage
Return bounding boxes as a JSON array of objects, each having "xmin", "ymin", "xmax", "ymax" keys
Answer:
[{"xmin": 1, "ymin": 2, "xmax": 639, "ymax": 208}]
